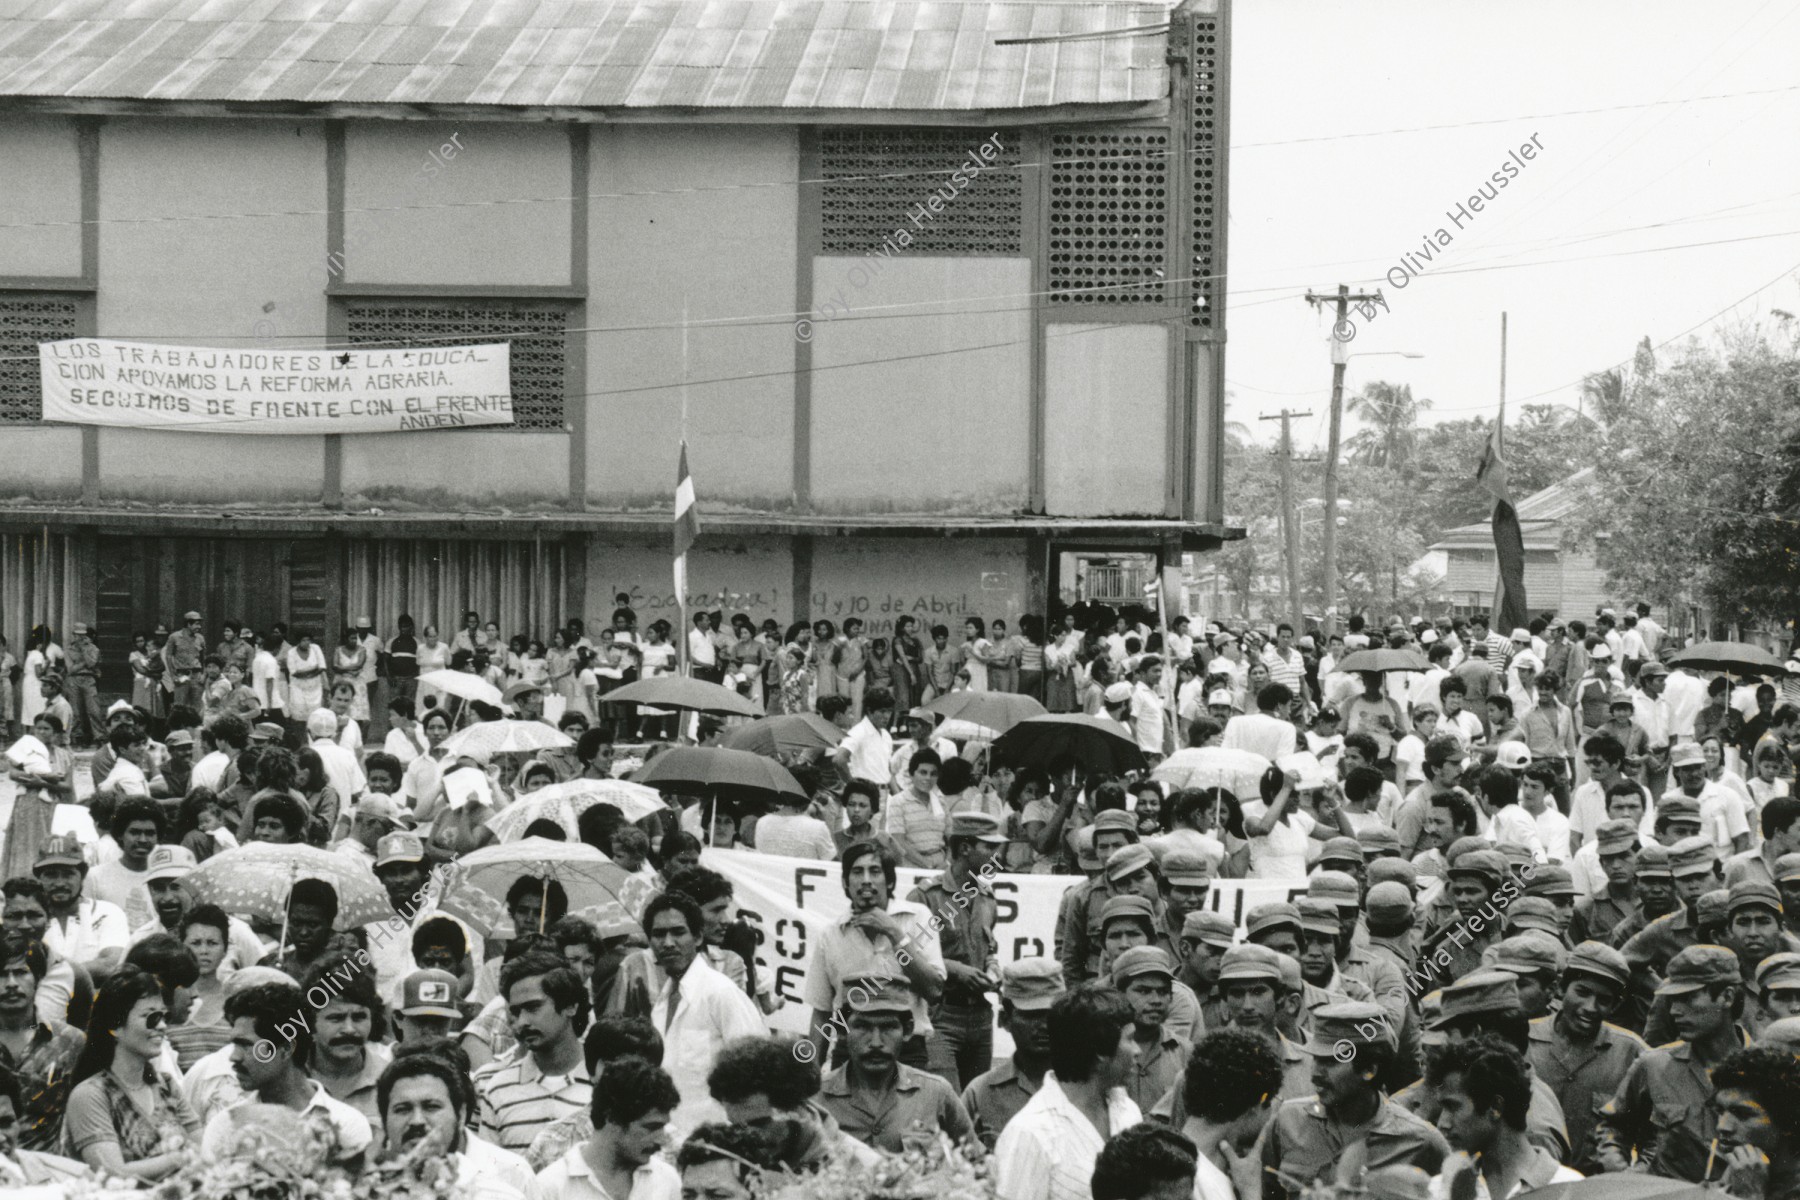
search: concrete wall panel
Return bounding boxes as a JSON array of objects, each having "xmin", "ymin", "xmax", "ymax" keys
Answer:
[
  {"xmin": 0, "ymin": 115, "xmax": 81, "ymax": 277},
  {"xmin": 1044, "ymin": 323, "xmax": 1167, "ymax": 517}
]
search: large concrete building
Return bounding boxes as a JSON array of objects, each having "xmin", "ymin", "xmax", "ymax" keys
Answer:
[{"xmin": 0, "ymin": 0, "xmax": 1237, "ymax": 691}]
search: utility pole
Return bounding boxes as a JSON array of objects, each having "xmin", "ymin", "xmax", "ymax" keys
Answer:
[
  {"xmin": 1259, "ymin": 409, "xmax": 1310, "ymax": 631},
  {"xmin": 1306, "ymin": 284, "xmax": 1382, "ymax": 638}
]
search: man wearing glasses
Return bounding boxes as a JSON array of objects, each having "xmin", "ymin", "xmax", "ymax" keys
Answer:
[{"xmin": 164, "ymin": 612, "xmax": 209, "ymax": 712}]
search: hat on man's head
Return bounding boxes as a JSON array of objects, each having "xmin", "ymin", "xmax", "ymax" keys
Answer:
[
  {"xmin": 1073, "ymin": 828, "xmax": 1100, "ymax": 873},
  {"xmin": 1505, "ymin": 897, "xmax": 1562, "ymax": 939},
  {"xmin": 1093, "ymin": 810, "xmax": 1138, "ymax": 836},
  {"xmin": 1304, "ymin": 1000, "xmax": 1395, "ymax": 1056},
  {"xmin": 1525, "ymin": 866, "xmax": 1577, "ymax": 899},
  {"xmin": 355, "ymin": 616, "xmax": 373, "ymax": 630},
  {"xmin": 1669, "ymin": 835, "xmax": 1718, "ymax": 878},
  {"xmin": 306, "ymin": 709, "xmax": 338, "ymax": 738},
  {"xmin": 1216, "ymin": 942, "xmax": 1284, "ymax": 984},
  {"xmin": 252, "ymin": 721, "xmax": 285, "ymax": 743},
  {"xmin": 1698, "ymin": 889, "xmax": 1732, "ymax": 929},
  {"xmin": 1296, "ymin": 898, "xmax": 1343, "ymax": 938},
  {"xmin": 34, "ymin": 835, "xmax": 84, "ymax": 869},
  {"xmin": 1497, "ymin": 842, "xmax": 1537, "ymax": 873},
  {"xmin": 1446, "ymin": 836, "xmax": 1490, "ymax": 865},
  {"xmin": 1491, "ymin": 934, "xmax": 1565, "ymax": 978},
  {"xmin": 947, "ymin": 812, "xmax": 1008, "ymax": 845},
  {"xmin": 105, "ymin": 699, "xmax": 134, "ymax": 719},
  {"xmin": 400, "ymin": 970, "xmax": 462, "ymax": 1018},
  {"xmin": 1207, "ymin": 689, "xmax": 1235, "ymax": 708},
  {"xmin": 164, "ymin": 729, "xmax": 195, "ymax": 749},
  {"xmin": 1447, "ymin": 849, "xmax": 1506, "ymax": 886},
  {"xmin": 1776, "ymin": 852, "xmax": 1800, "ymax": 884},
  {"xmin": 144, "ymin": 845, "xmax": 197, "ymax": 883},
  {"xmin": 1368, "ymin": 857, "xmax": 1417, "ymax": 891},
  {"xmin": 1657, "ymin": 796, "xmax": 1702, "ymax": 827},
  {"xmin": 846, "ymin": 978, "xmax": 916, "ymax": 1013},
  {"xmin": 1639, "ymin": 662, "xmax": 1670, "ymax": 679},
  {"xmin": 1161, "ymin": 852, "xmax": 1212, "ymax": 887},
  {"xmin": 1245, "ymin": 902, "xmax": 1303, "ymax": 940},
  {"xmin": 1000, "ymin": 958, "xmax": 1066, "ymax": 1010},
  {"xmin": 353, "ymin": 793, "xmax": 402, "ymax": 825},
  {"xmin": 1757, "ymin": 953, "xmax": 1800, "ymax": 995},
  {"xmin": 1367, "ymin": 882, "xmax": 1415, "ymax": 924},
  {"xmin": 1596, "ymin": 820, "xmax": 1639, "ymax": 856},
  {"xmin": 1275, "ymin": 953, "xmax": 1304, "ymax": 996},
  {"xmin": 183, "ymin": 611, "xmax": 202, "ymax": 622},
  {"xmin": 1432, "ymin": 970, "xmax": 1523, "ymax": 1028},
  {"xmin": 1317, "ymin": 837, "xmax": 1363, "ymax": 869},
  {"xmin": 1670, "ymin": 743, "xmax": 1706, "ymax": 770},
  {"xmin": 1111, "ymin": 946, "xmax": 1178, "ymax": 986},
  {"xmin": 502, "ymin": 681, "xmax": 545, "ymax": 705},
  {"xmin": 375, "ymin": 832, "xmax": 427, "ymax": 867},
  {"xmin": 1358, "ymin": 824, "xmax": 1402, "ymax": 856},
  {"xmin": 1511, "ymin": 628, "xmax": 1532, "ymax": 643},
  {"xmin": 1495, "ymin": 743, "xmax": 1533, "ymax": 771},
  {"xmin": 1656, "ymin": 944, "xmax": 1740, "ymax": 997},
  {"xmin": 1636, "ymin": 842, "xmax": 1674, "ymax": 879},
  {"xmin": 1103, "ymin": 682, "xmax": 1133, "ymax": 705},
  {"xmin": 70, "ymin": 621, "xmax": 90, "ymax": 636},
  {"xmin": 1104, "ymin": 844, "xmax": 1155, "ymax": 884},
  {"xmin": 1565, "ymin": 941, "xmax": 1631, "ymax": 990},
  {"xmin": 1182, "ymin": 910, "xmax": 1236, "ymax": 949},
  {"xmin": 1100, "ymin": 893, "xmax": 1157, "ymax": 929},
  {"xmin": 1730, "ymin": 879, "xmax": 1784, "ymax": 919},
  {"xmin": 1308, "ymin": 871, "xmax": 1361, "ymax": 910}
]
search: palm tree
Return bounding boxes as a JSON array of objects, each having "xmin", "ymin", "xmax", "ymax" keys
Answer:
[
  {"xmin": 1578, "ymin": 368, "xmax": 1629, "ymax": 427},
  {"xmin": 1345, "ymin": 381, "xmax": 1429, "ymax": 470}
]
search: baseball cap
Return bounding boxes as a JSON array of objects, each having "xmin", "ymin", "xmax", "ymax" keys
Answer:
[
  {"xmin": 1655, "ymin": 944, "xmax": 1740, "ymax": 997},
  {"xmin": 1304, "ymin": 1001, "xmax": 1394, "ymax": 1055},
  {"xmin": 34, "ymin": 835, "xmax": 84, "ymax": 868},
  {"xmin": 1104, "ymin": 844, "xmax": 1155, "ymax": 884},
  {"xmin": 1494, "ymin": 743, "xmax": 1533, "ymax": 771},
  {"xmin": 947, "ymin": 812, "xmax": 1008, "ymax": 844},
  {"xmin": 1729, "ymin": 880, "xmax": 1783, "ymax": 918},
  {"xmin": 1100, "ymin": 894, "xmax": 1157, "ymax": 929},
  {"xmin": 1161, "ymin": 852, "xmax": 1213, "ymax": 886},
  {"xmin": 183, "ymin": 610, "xmax": 202, "ymax": 622},
  {"xmin": 252, "ymin": 721, "xmax": 285, "ymax": 742},
  {"xmin": 1000, "ymin": 958, "xmax": 1066, "ymax": 1010},
  {"xmin": 1245, "ymin": 902, "xmax": 1303, "ymax": 940},
  {"xmin": 1110, "ymin": 946, "xmax": 1177, "ymax": 985},
  {"xmin": 1207, "ymin": 689, "xmax": 1234, "ymax": 707},
  {"xmin": 1217, "ymin": 943, "xmax": 1284, "ymax": 984},
  {"xmin": 1669, "ymin": 743, "xmax": 1706, "ymax": 770},
  {"xmin": 105, "ymin": 699, "xmax": 134, "ymax": 719},
  {"xmin": 1636, "ymin": 842, "xmax": 1673, "ymax": 879},
  {"xmin": 400, "ymin": 969, "xmax": 462, "ymax": 1018},
  {"xmin": 1367, "ymin": 881, "xmax": 1415, "ymax": 923},
  {"xmin": 1510, "ymin": 628, "xmax": 1531, "ymax": 643},
  {"xmin": 1182, "ymin": 911, "xmax": 1236, "ymax": 949},
  {"xmin": 1308, "ymin": 870, "xmax": 1361, "ymax": 910},
  {"xmin": 1669, "ymin": 836, "xmax": 1718, "ymax": 878},
  {"xmin": 355, "ymin": 616, "xmax": 373, "ymax": 630},
  {"xmin": 143, "ymin": 845, "xmax": 197, "ymax": 882},
  {"xmin": 1638, "ymin": 662, "xmax": 1670, "ymax": 679},
  {"xmin": 847, "ymin": 978, "xmax": 915, "ymax": 1013},
  {"xmin": 1589, "ymin": 643, "xmax": 1614, "ymax": 662},
  {"xmin": 1433, "ymin": 970, "xmax": 1523, "ymax": 1027},
  {"xmin": 1564, "ymin": 941, "xmax": 1630, "ymax": 990},
  {"xmin": 1317, "ymin": 837, "xmax": 1363, "ymax": 869},
  {"xmin": 375, "ymin": 832, "xmax": 427, "ymax": 867},
  {"xmin": 1103, "ymin": 682, "xmax": 1133, "ymax": 704},
  {"xmin": 1596, "ymin": 820, "xmax": 1639, "ymax": 855},
  {"xmin": 1358, "ymin": 825, "xmax": 1401, "ymax": 856},
  {"xmin": 1368, "ymin": 858, "xmax": 1417, "ymax": 891}
]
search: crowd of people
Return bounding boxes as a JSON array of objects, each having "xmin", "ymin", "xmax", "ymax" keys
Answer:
[{"xmin": 1, "ymin": 595, "xmax": 1800, "ymax": 1200}]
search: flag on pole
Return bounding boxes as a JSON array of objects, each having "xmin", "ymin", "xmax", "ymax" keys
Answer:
[
  {"xmin": 1476, "ymin": 406, "xmax": 1529, "ymax": 634},
  {"xmin": 674, "ymin": 441, "xmax": 699, "ymax": 636}
]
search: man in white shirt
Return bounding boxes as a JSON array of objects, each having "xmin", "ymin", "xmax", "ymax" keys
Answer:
[
  {"xmin": 1660, "ymin": 742, "xmax": 1751, "ymax": 855},
  {"xmin": 84, "ymin": 796, "xmax": 160, "ymax": 931},
  {"xmin": 33, "ymin": 836, "xmax": 127, "ymax": 972},
  {"xmin": 687, "ymin": 612, "xmax": 720, "ymax": 681},
  {"xmin": 1634, "ymin": 604, "xmax": 1664, "ymax": 657},
  {"xmin": 1130, "ymin": 659, "xmax": 1168, "ymax": 761},
  {"xmin": 1487, "ymin": 748, "xmax": 1547, "ymax": 863},
  {"xmin": 834, "ymin": 687, "xmax": 896, "ymax": 790},
  {"xmin": 1222, "ymin": 683, "xmax": 1298, "ymax": 763},
  {"xmin": 642, "ymin": 893, "xmax": 766, "ymax": 1141},
  {"xmin": 538, "ymin": 1058, "xmax": 681, "ymax": 1200},
  {"xmin": 205, "ymin": 978, "xmax": 372, "ymax": 1168},
  {"xmin": 250, "ymin": 635, "xmax": 285, "ymax": 720},
  {"xmin": 378, "ymin": 1052, "xmax": 544, "ymax": 1200},
  {"xmin": 190, "ymin": 714, "xmax": 249, "ymax": 795},
  {"xmin": 1174, "ymin": 1027, "xmax": 1283, "ymax": 1200},
  {"xmin": 307, "ymin": 709, "xmax": 367, "ymax": 807},
  {"xmin": 1426, "ymin": 1037, "xmax": 1581, "ymax": 1200},
  {"xmin": 996, "ymin": 984, "xmax": 1143, "ymax": 1200}
]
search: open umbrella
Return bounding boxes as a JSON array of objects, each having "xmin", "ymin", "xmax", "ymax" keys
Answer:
[
  {"xmin": 1668, "ymin": 640, "xmax": 1786, "ymax": 676},
  {"xmin": 923, "ymin": 691, "xmax": 1047, "ymax": 735},
  {"xmin": 605, "ymin": 677, "xmax": 759, "ymax": 717},
  {"xmin": 719, "ymin": 713, "xmax": 845, "ymax": 757},
  {"xmin": 1153, "ymin": 746, "xmax": 1272, "ymax": 796},
  {"xmin": 418, "ymin": 669, "xmax": 503, "ymax": 707},
  {"xmin": 633, "ymin": 745, "xmax": 807, "ymax": 803},
  {"xmin": 440, "ymin": 719, "xmax": 573, "ymax": 760},
  {"xmin": 1525, "ymin": 1175, "xmax": 1705, "ymax": 1200},
  {"xmin": 937, "ymin": 718, "xmax": 1001, "ymax": 744},
  {"xmin": 187, "ymin": 842, "xmax": 391, "ymax": 930},
  {"xmin": 484, "ymin": 778, "xmax": 668, "ymax": 842},
  {"xmin": 1334, "ymin": 648, "xmax": 1430, "ymax": 674},
  {"xmin": 435, "ymin": 837, "xmax": 637, "ymax": 939},
  {"xmin": 993, "ymin": 713, "xmax": 1146, "ymax": 775}
]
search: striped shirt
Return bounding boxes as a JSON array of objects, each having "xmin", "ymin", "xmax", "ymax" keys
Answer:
[
  {"xmin": 883, "ymin": 791, "xmax": 946, "ymax": 868},
  {"xmin": 994, "ymin": 1072, "xmax": 1141, "ymax": 1200},
  {"xmin": 474, "ymin": 1050, "xmax": 592, "ymax": 1154},
  {"xmin": 1263, "ymin": 646, "xmax": 1305, "ymax": 693}
]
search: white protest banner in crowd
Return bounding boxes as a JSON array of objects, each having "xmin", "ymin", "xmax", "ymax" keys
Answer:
[{"xmin": 38, "ymin": 338, "xmax": 513, "ymax": 435}]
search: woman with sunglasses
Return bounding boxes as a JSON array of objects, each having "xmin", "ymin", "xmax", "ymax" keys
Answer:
[{"xmin": 63, "ymin": 965, "xmax": 199, "ymax": 1181}]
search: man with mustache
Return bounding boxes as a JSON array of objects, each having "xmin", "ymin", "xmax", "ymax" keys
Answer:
[
  {"xmin": 963, "ymin": 958, "xmax": 1066, "ymax": 1151},
  {"xmin": 0, "ymin": 931, "xmax": 83, "ymax": 1155},
  {"xmin": 377, "ymin": 1050, "xmax": 538, "ymax": 1197},
  {"xmin": 539, "ymin": 1056, "xmax": 682, "ymax": 1200},
  {"xmin": 203, "ymin": 978, "xmax": 371, "ymax": 1169},
  {"xmin": 473, "ymin": 948, "xmax": 593, "ymax": 1153},
  {"xmin": 301, "ymin": 951, "xmax": 392, "ymax": 1129}
]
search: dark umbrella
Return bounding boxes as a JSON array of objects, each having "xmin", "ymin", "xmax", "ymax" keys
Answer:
[
  {"xmin": 632, "ymin": 745, "xmax": 807, "ymax": 803},
  {"xmin": 992, "ymin": 713, "xmax": 1147, "ymax": 775},
  {"xmin": 923, "ymin": 691, "xmax": 1047, "ymax": 735},
  {"xmin": 1668, "ymin": 640, "xmax": 1786, "ymax": 676},
  {"xmin": 718, "ymin": 713, "xmax": 845, "ymax": 757},
  {"xmin": 605, "ymin": 676, "xmax": 760, "ymax": 716},
  {"xmin": 1335, "ymin": 648, "xmax": 1430, "ymax": 673},
  {"xmin": 1525, "ymin": 1175, "xmax": 1707, "ymax": 1200}
]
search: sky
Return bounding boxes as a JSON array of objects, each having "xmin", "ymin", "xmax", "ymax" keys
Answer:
[{"xmin": 1222, "ymin": 0, "xmax": 1800, "ymax": 452}]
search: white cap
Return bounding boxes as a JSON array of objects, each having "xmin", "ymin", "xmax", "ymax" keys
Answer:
[
  {"xmin": 1511, "ymin": 628, "xmax": 1532, "ymax": 642},
  {"xmin": 306, "ymin": 709, "xmax": 338, "ymax": 738},
  {"xmin": 1590, "ymin": 643, "xmax": 1613, "ymax": 661},
  {"xmin": 106, "ymin": 699, "xmax": 135, "ymax": 718},
  {"xmin": 1103, "ymin": 682, "xmax": 1133, "ymax": 704},
  {"xmin": 1419, "ymin": 629, "xmax": 1439, "ymax": 645},
  {"xmin": 1207, "ymin": 689, "xmax": 1234, "ymax": 707},
  {"xmin": 1511, "ymin": 651, "xmax": 1542, "ymax": 672},
  {"xmin": 1495, "ymin": 742, "xmax": 1533, "ymax": 770}
]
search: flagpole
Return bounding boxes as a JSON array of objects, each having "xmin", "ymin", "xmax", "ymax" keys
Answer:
[{"xmin": 677, "ymin": 298, "xmax": 690, "ymax": 681}]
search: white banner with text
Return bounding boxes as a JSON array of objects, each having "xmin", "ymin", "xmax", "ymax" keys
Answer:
[{"xmin": 38, "ymin": 339, "xmax": 514, "ymax": 434}]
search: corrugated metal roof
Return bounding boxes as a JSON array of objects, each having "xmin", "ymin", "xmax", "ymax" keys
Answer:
[{"xmin": 0, "ymin": 0, "xmax": 1173, "ymax": 110}]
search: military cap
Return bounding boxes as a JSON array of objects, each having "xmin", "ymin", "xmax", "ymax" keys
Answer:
[
  {"xmin": 1446, "ymin": 836, "xmax": 1490, "ymax": 864},
  {"xmin": 1246, "ymin": 902, "xmax": 1304, "ymax": 940},
  {"xmin": 1093, "ymin": 810, "xmax": 1139, "ymax": 835},
  {"xmin": 1729, "ymin": 879, "xmax": 1784, "ymax": 918},
  {"xmin": 947, "ymin": 812, "xmax": 1008, "ymax": 844},
  {"xmin": 1181, "ymin": 910, "xmax": 1236, "ymax": 949},
  {"xmin": 1505, "ymin": 897, "xmax": 1562, "ymax": 938},
  {"xmin": 1358, "ymin": 825, "xmax": 1402, "ymax": 856},
  {"xmin": 1275, "ymin": 952, "xmax": 1304, "ymax": 996},
  {"xmin": 1596, "ymin": 820, "xmax": 1640, "ymax": 856},
  {"xmin": 1756, "ymin": 953, "xmax": 1800, "ymax": 995},
  {"xmin": 1525, "ymin": 866, "xmax": 1577, "ymax": 898},
  {"xmin": 1776, "ymin": 852, "xmax": 1800, "ymax": 884},
  {"xmin": 1100, "ymin": 894, "xmax": 1157, "ymax": 929},
  {"xmin": 1111, "ymin": 946, "xmax": 1178, "ymax": 985},
  {"xmin": 1367, "ymin": 882, "xmax": 1415, "ymax": 924},
  {"xmin": 1161, "ymin": 852, "xmax": 1213, "ymax": 887},
  {"xmin": 1698, "ymin": 890, "xmax": 1732, "ymax": 929},
  {"xmin": 1636, "ymin": 842, "xmax": 1674, "ymax": 879},
  {"xmin": 1000, "ymin": 958, "xmax": 1066, "ymax": 1010},
  {"xmin": 1565, "ymin": 941, "xmax": 1631, "ymax": 990},
  {"xmin": 1433, "ymin": 970, "xmax": 1523, "ymax": 1027},
  {"xmin": 1368, "ymin": 858, "xmax": 1418, "ymax": 891},
  {"xmin": 1303, "ymin": 1001, "xmax": 1394, "ymax": 1056},
  {"xmin": 1497, "ymin": 842, "xmax": 1537, "ymax": 873},
  {"xmin": 1104, "ymin": 844, "xmax": 1156, "ymax": 884},
  {"xmin": 1657, "ymin": 797, "xmax": 1703, "ymax": 827},
  {"xmin": 1317, "ymin": 837, "xmax": 1364, "ymax": 868},
  {"xmin": 1491, "ymin": 933, "xmax": 1565, "ymax": 978},
  {"xmin": 1308, "ymin": 870, "xmax": 1361, "ymax": 910},
  {"xmin": 1217, "ymin": 943, "xmax": 1284, "ymax": 984},
  {"xmin": 1448, "ymin": 850, "xmax": 1507, "ymax": 885},
  {"xmin": 1655, "ymin": 944, "xmax": 1741, "ymax": 997},
  {"xmin": 846, "ymin": 977, "xmax": 916, "ymax": 1013},
  {"xmin": 1296, "ymin": 898, "xmax": 1343, "ymax": 938},
  {"xmin": 1669, "ymin": 836, "xmax": 1718, "ymax": 878}
]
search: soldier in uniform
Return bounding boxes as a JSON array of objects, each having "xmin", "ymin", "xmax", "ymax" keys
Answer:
[
  {"xmin": 1098, "ymin": 894, "xmax": 1202, "ymax": 1037},
  {"xmin": 1052, "ymin": 809, "xmax": 1138, "ymax": 964},
  {"xmin": 1159, "ymin": 852, "xmax": 1214, "ymax": 949},
  {"xmin": 1176, "ymin": 910, "xmax": 1233, "ymax": 1036},
  {"xmin": 1365, "ymin": 881, "xmax": 1420, "ymax": 989},
  {"xmin": 1595, "ymin": 945, "xmax": 1754, "ymax": 1180},
  {"xmin": 1309, "ymin": 871, "xmax": 1407, "ymax": 1016},
  {"xmin": 815, "ymin": 979, "xmax": 973, "ymax": 1153},
  {"xmin": 1605, "ymin": 842, "xmax": 1677, "ymax": 949},
  {"xmin": 961, "ymin": 957, "xmax": 1062, "ymax": 1151},
  {"xmin": 1647, "ymin": 880, "xmax": 1800, "ymax": 1045},
  {"xmin": 1487, "ymin": 934, "xmax": 1565, "ymax": 1019},
  {"xmin": 1723, "ymin": 796, "xmax": 1800, "ymax": 890},
  {"xmin": 1417, "ymin": 837, "xmax": 1489, "ymax": 940},
  {"xmin": 1262, "ymin": 1002, "xmax": 1448, "ymax": 1200},
  {"xmin": 1416, "ymin": 849, "xmax": 1511, "ymax": 994},
  {"xmin": 908, "ymin": 811, "xmax": 1005, "ymax": 1091},
  {"xmin": 1112, "ymin": 946, "xmax": 1190, "ymax": 1113},
  {"xmin": 1058, "ymin": 829, "xmax": 1168, "ymax": 987},
  {"xmin": 1525, "ymin": 941, "xmax": 1647, "ymax": 1174},
  {"xmin": 1570, "ymin": 820, "xmax": 1642, "ymax": 945},
  {"xmin": 1523, "ymin": 866, "xmax": 1579, "ymax": 945},
  {"xmin": 1620, "ymin": 836, "xmax": 1722, "ymax": 1034},
  {"xmin": 1753, "ymin": 953, "xmax": 1800, "ymax": 1029},
  {"xmin": 1296, "ymin": 899, "xmax": 1378, "ymax": 1009},
  {"xmin": 1504, "ymin": 898, "xmax": 1570, "ymax": 950},
  {"xmin": 1151, "ymin": 944, "xmax": 1311, "ymax": 1127},
  {"xmin": 1775, "ymin": 855, "xmax": 1800, "ymax": 940}
]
